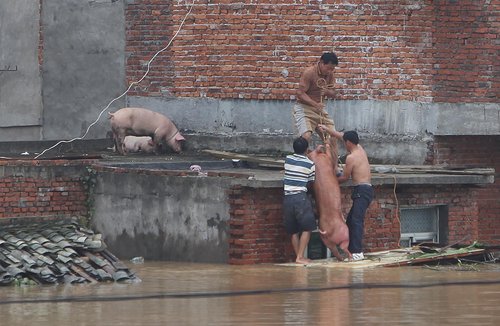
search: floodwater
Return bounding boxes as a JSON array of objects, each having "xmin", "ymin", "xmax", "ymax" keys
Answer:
[{"xmin": 1, "ymin": 261, "xmax": 500, "ymax": 326}]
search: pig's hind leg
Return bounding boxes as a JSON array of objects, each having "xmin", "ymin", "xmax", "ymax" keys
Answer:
[
  {"xmin": 112, "ymin": 129, "xmax": 127, "ymax": 155},
  {"xmin": 338, "ymin": 240, "xmax": 352, "ymax": 262},
  {"xmin": 329, "ymin": 245, "xmax": 345, "ymax": 262}
]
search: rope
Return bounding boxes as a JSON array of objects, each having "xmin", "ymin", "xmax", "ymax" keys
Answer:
[
  {"xmin": 392, "ymin": 175, "xmax": 401, "ymax": 247},
  {"xmin": 316, "ymin": 78, "xmax": 333, "ymax": 143},
  {"xmin": 316, "ymin": 77, "xmax": 342, "ymax": 169},
  {"xmin": 372, "ymin": 173, "xmax": 401, "ymax": 248},
  {"xmin": 316, "ymin": 78, "xmax": 335, "ymax": 96}
]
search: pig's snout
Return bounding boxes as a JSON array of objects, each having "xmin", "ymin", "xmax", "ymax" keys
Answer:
[
  {"xmin": 168, "ymin": 132, "xmax": 185, "ymax": 153},
  {"xmin": 169, "ymin": 140, "xmax": 184, "ymax": 153},
  {"xmin": 173, "ymin": 142, "xmax": 183, "ymax": 153}
]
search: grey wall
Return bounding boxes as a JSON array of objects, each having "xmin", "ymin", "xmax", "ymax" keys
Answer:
[
  {"xmin": 0, "ymin": 0, "xmax": 43, "ymax": 140},
  {"xmin": 41, "ymin": 0, "xmax": 126, "ymax": 140},
  {"xmin": 0, "ymin": 0, "xmax": 125, "ymax": 141},
  {"xmin": 128, "ymin": 96, "xmax": 500, "ymax": 164},
  {"xmin": 92, "ymin": 171, "xmax": 234, "ymax": 263},
  {"xmin": 129, "ymin": 96, "xmax": 500, "ymax": 136}
]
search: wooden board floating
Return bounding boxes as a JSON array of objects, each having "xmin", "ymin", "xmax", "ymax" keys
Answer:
[{"xmin": 277, "ymin": 246, "xmax": 486, "ymax": 269}]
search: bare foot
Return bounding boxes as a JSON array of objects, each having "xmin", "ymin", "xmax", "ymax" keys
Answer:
[{"xmin": 295, "ymin": 257, "xmax": 312, "ymax": 264}]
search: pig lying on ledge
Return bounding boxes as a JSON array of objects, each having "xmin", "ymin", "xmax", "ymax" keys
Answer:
[
  {"xmin": 109, "ymin": 107, "xmax": 185, "ymax": 155},
  {"xmin": 122, "ymin": 136, "xmax": 155, "ymax": 154},
  {"xmin": 308, "ymin": 144, "xmax": 352, "ymax": 261}
]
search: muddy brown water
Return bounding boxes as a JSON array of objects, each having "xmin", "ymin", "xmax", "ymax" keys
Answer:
[{"xmin": 1, "ymin": 261, "xmax": 500, "ymax": 325}]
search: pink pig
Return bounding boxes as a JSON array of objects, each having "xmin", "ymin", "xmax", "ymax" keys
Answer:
[
  {"xmin": 308, "ymin": 144, "xmax": 352, "ymax": 262},
  {"xmin": 109, "ymin": 107, "xmax": 185, "ymax": 155},
  {"xmin": 123, "ymin": 136, "xmax": 155, "ymax": 154}
]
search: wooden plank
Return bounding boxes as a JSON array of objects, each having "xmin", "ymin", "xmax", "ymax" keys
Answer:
[
  {"xmin": 381, "ymin": 249, "xmax": 485, "ymax": 267},
  {"xmin": 203, "ymin": 150, "xmax": 494, "ymax": 175},
  {"xmin": 370, "ymin": 165, "xmax": 494, "ymax": 175},
  {"xmin": 202, "ymin": 149, "xmax": 285, "ymax": 168},
  {"xmin": 277, "ymin": 248, "xmax": 486, "ymax": 269}
]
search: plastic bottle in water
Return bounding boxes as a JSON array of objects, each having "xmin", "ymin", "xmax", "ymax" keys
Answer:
[{"xmin": 130, "ymin": 256, "xmax": 144, "ymax": 264}]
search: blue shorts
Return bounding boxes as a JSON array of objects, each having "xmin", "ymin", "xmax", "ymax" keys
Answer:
[{"xmin": 283, "ymin": 192, "xmax": 317, "ymax": 234}]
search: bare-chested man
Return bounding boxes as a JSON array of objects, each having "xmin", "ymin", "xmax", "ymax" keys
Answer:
[
  {"xmin": 318, "ymin": 126, "xmax": 373, "ymax": 261},
  {"xmin": 293, "ymin": 52, "xmax": 339, "ymax": 166}
]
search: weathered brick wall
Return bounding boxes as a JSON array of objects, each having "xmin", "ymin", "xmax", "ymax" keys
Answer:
[
  {"xmin": 125, "ymin": 0, "xmax": 497, "ymax": 103},
  {"xmin": 228, "ymin": 186, "xmax": 292, "ymax": 264},
  {"xmin": 362, "ymin": 184, "xmax": 479, "ymax": 252},
  {"xmin": 430, "ymin": 135, "xmax": 500, "ymax": 245},
  {"xmin": 125, "ymin": 0, "xmax": 176, "ymax": 96},
  {"xmin": 228, "ymin": 183, "xmax": 480, "ymax": 264},
  {"xmin": 1, "ymin": 159, "xmax": 488, "ymax": 263},
  {"xmin": 432, "ymin": 2, "xmax": 498, "ymax": 102},
  {"xmin": 0, "ymin": 161, "xmax": 90, "ymax": 219}
]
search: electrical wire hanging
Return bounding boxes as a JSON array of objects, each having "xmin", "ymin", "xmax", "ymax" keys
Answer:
[{"xmin": 34, "ymin": 1, "xmax": 195, "ymax": 159}]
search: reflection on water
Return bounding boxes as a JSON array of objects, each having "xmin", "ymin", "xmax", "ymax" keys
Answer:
[{"xmin": 1, "ymin": 261, "xmax": 500, "ymax": 325}]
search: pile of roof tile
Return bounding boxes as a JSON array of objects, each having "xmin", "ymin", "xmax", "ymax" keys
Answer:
[{"xmin": 0, "ymin": 220, "xmax": 138, "ymax": 285}]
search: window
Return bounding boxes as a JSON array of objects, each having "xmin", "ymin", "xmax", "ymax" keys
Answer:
[{"xmin": 399, "ymin": 206, "xmax": 448, "ymax": 247}]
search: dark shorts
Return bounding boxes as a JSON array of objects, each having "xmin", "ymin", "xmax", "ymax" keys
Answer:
[{"xmin": 283, "ymin": 192, "xmax": 317, "ymax": 235}]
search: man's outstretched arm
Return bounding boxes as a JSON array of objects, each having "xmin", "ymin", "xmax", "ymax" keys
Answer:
[{"xmin": 318, "ymin": 124, "xmax": 344, "ymax": 140}]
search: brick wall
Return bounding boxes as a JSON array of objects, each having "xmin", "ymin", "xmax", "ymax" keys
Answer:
[
  {"xmin": 125, "ymin": 0, "xmax": 176, "ymax": 96},
  {"xmin": 1, "ymin": 158, "xmax": 489, "ymax": 263},
  {"xmin": 430, "ymin": 135, "xmax": 500, "ymax": 245},
  {"xmin": 0, "ymin": 160, "xmax": 90, "ymax": 220},
  {"xmin": 432, "ymin": 1, "xmax": 498, "ymax": 102},
  {"xmin": 363, "ymin": 184, "xmax": 479, "ymax": 252},
  {"xmin": 228, "ymin": 182, "xmax": 481, "ymax": 264},
  {"xmin": 125, "ymin": 0, "xmax": 497, "ymax": 103},
  {"xmin": 228, "ymin": 186, "xmax": 292, "ymax": 264}
]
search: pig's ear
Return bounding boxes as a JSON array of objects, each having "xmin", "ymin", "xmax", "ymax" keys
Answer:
[
  {"xmin": 148, "ymin": 139, "xmax": 154, "ymax": 146},
  {"xmin": 175, "ymin": 133, "xmax": 185, "ymax": 141}
]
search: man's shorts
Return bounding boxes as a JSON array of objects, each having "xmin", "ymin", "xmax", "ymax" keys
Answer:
[
  {"xmin": 283, "ymin": 192, "xmax": 317, "ymax": 234},
  {"xmin": 293, "ymin": 102, "xmax": 335, "ymax": 136}
]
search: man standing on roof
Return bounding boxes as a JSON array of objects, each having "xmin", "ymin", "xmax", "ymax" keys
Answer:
[
  {"xmin": 283, "ymin": 137, "xmax": 317, "ymax": 264},
  {"xmin": 318, "ymin": 126, "xmax": 373, "ymax": 261},
  {"xmin": 293, "ymin": 52, "xmax": 339, "ymax": 165}
]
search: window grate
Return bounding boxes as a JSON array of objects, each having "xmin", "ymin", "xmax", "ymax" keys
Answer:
[{"xmin": 400, "ymin": 206, "xmax": 440, "ymax": 247}]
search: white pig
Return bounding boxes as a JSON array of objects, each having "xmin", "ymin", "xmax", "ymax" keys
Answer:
[
  {"xmin": 123, "ymin": 136, "xmax": 155, "ymax": 154},
  {"xmin": 108, "ymin": 107, "xmax": 185, "ymax": 155}
]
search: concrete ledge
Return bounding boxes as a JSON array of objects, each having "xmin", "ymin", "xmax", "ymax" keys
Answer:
[
  {"xmin": 240, "ymin": 171, "xmax": 495, "ymax": 188},
  {"xmin": 0, "ymin": 139, "xmax": 113, "ymax": 157},
  {"xmin": 0, "ymin": 134, "xmax": 431, "ymax": 165}
]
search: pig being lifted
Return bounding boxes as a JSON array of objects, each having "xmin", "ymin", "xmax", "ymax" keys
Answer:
[
  {"xmin": 308, "ymin": 144, "xmax": 352, "ymax": 261},
  {"xmin": 109, "ymin": 107, "xmax": 185, "ymax": 155}
]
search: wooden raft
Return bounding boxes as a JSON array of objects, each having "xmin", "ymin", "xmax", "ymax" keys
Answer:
[{"xmin": 277, "ymin": 246, "xmax": 486, "ymax": 269}]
